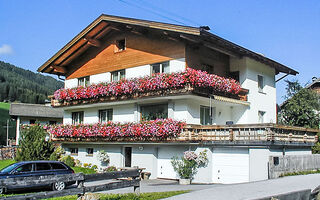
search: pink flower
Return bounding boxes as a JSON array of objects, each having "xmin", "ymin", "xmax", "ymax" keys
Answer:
[{"xmin": 54, "ymin": 68, "xmax": 242, "ymax": 102}]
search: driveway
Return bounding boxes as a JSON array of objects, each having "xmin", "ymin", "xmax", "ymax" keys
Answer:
[{"xmin": 165, "ymin": 174, "xmax": 320, "ymax": 200}]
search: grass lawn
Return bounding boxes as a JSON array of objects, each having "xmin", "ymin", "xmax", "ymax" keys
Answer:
[
  {"xmin": 46, "ymin": 191, "xmax": 189, "ymax": 200},
  {"xmin": 0, "ymin": 159, "xmax": 15, "ymax": 170}
]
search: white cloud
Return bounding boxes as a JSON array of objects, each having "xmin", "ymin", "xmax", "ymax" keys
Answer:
[{"xmin": 0, "ymin": 44, "xmax": 13, "ymax": 55}]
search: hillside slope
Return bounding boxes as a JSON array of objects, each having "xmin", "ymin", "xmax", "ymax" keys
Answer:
[{"xmin": 0, "ymin": 61, "xmax": 63, "ymax": 104}]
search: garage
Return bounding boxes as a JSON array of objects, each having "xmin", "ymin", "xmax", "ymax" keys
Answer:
[
  {"xmin": 212, "ymin": 148, "xmax": 249, "ymax": 184},
  {"xmin": 157, "ymin": 146, "xmax": 185, "ymax": 179}
]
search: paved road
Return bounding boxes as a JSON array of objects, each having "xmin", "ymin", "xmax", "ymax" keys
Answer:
[{"xmin": 165, "ymin": 174, "xmax": 320, "ymax": 200}]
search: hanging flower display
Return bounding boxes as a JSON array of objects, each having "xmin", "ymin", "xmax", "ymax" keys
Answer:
[
  {"xmin": 44, "ymin": 119, "xmax": 185, "ymax": 139},
  {"xmin": 53, "ymin": 68, "xmax": 241, "ymax": 102}
]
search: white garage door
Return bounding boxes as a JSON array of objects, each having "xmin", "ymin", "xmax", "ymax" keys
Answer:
[
  {"xmin": 212, "ymin": 148, "xmax": 249, "ymax": 184},
  {"xmin": 157, "ymin": 146, "xmax": 184, "ymax": 179}
]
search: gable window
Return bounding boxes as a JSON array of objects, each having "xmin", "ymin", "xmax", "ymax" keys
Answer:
[
  {"xmin": 200, "ymin": 106, "xmax": 214, "ymax": 125},
  {"xmin": 115, "ymin": 39, "xmax": 126, "ymax": 52},
  {"xmin": 111, "ymin": 69, "xmax": 125, "ymax": 82},
  {"xmin": 72, "ymin": 111, "xmax": 84, "ymax": 125},
  {"xmin": 141, "ymin": 104, "xmax": 168, "ymax": 121},
  {"xmin": 78, "ymin": 76, "xmax": 90, "ymax": 87},
  {"xmin": 99, "ymin": 109, "xmax": 113, "ymax": 123},
  {"xmin": 86, "ymin": 148, "xmax": 93, "ymax": 156},
  {"xmin": 258, "ymin": 111, "xmax": 265, "ymax": 123},
  {"xmin": 70, "ymin": 148, "xmax": 78, "ymax": 156},
  {"xmin": 151, "ymin": 61, "xmax": 170, "ymax": 74},
  {"xmin": 258, "ymin": 75, "xmax": 264, "ymax": 93}
]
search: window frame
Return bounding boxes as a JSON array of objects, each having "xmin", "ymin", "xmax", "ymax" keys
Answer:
[
  {"xmin": 115, "ymin": 38, "xmax": 126, "ymax": 52},
  {"xmin": 86, "ymin": 148, "xmax": 94, "ymax": 157},
  {"xmin": 111, "ymin": 69, "xmax": 125, "ymax": 82},
  {"xmin": 150, "ymin": 61, "xmax": 170, "ymax": 75},
  {"xmin": 72, "ymin": 111, "xmax": 84, "ymax": 125},
  {"xmin": 99, "ymin": 109, "xmax": 113, "ymax": 123},
  {"xmin": 258, "ymin": 75, "xmax": 264, "ymax": 93},
  {"xmin": 200, "ymin": 106, "xmax": 215, "ymax": 125},
  {"xmin": 258, "ymin": 111, "xmax": 266, "ymax": 123},
  {"xmin": 140, "ymin": 103, "xmax": 168, "ymax": 121},
  {"xmin": 70, "ymin": 148, "xmax": 78, "ymax": 156},
  {"xmin": 78, "ymin": 76, "xmax": 90, "ymax": 87}
]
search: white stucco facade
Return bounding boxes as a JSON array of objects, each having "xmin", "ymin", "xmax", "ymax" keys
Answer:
[{"xmin": 59, "ymin": 56, "xmax": 312, "ymax": 184}]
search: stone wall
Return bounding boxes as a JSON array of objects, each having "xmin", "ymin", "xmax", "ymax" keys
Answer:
[
  {"xmin": 0, "ymin": 147, "xmax": 16, "ymax": 160},
  {"xmin": 269, "ymin": 154, "xmax": 320, "ymax": 179}
]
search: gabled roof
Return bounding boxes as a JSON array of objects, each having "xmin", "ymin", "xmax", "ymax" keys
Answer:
[
  {"xmin": 306, "ymin": 77, "xmax": 320, "ymax": 89},
  {"xmin": 9, "ymin": 103, "xmax": 63, "ymax": 118},
  {"xmin": 38, "ymin": 14, "xmax": 298, "ymax": 76}
]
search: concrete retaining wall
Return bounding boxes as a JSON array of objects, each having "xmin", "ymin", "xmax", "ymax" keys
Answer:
[{"xmin": 269, "ymin": 154, "xmax": 320, "ymax": 179}]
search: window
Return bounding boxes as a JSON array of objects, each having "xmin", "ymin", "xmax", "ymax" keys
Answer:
[
  {"xmin": 78, "ymin": 76, "xmax": 90, "ymax": 87},
  {"xmin": 111, "ymin": 69, "xmax": 125, "ymax": 82},
  {"xmin": 35, "ymin": 163, "xmax": 51, "ymax": 171},
  {"xmin": 49, "ymin": 121, "xmax": 57, "ymax": 125},
  {"xmin": 258, "ymin": 111, "xmax": 265, "ymax": 123},
  {"xmin": 203, "ymin": 64, "xmax": 214, "ymax": 74},
  {"xmin": 70, "ymin": 148, "xmax": 78, "ymax": 155},
  {"xmin": 50, "ymin": 163, "xmax": 67, "ymax": 170},
  {"xmin": 258, "ymin": 75, "xmax": 264, "ymax": 93},
  {"xmin": 151, "ymin": 61, "xmax": 170, "ymax": 74},
  {"xmin": 29, "ymin": 119, "xmax": 36, "ymax": 124},
  {"xmin": 86, "ymin": 148, "xmax": 94, "ymax": 156},
  {"xmin": 141, "ymin": 104, "xmax": 168, "ymax": 121},
  {"xmin": 99, "ymin": 109, "xmax": 113, "ymax": 123},
  {"xmin": 200, "ymin": 106, "xmax": 214, "ymax": 125},
  {"xmin": 72, "ymin": 111, "xmax": 84, "ymax": 125},
  {"xmin": 15, "ymin": 164, "xmax": 33, "ymax": 173},
  {"xmin": 115, "ymin": 39, "xmax": 126, "ymax": 52}
]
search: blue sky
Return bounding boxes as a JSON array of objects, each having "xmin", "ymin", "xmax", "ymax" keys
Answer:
[{"xmin": 0, "ymin": 0, "xmax": 319, "ymax": 103}]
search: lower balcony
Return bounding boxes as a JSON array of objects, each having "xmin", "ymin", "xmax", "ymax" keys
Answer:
[{"xmin": 45, "ymin": 120, "xmax": 319, "ymax": 146}]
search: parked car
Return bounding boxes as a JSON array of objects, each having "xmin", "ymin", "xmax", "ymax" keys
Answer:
[{"xmin": 0, "ymin": 160, "xmax": 75, "ymax": 194}]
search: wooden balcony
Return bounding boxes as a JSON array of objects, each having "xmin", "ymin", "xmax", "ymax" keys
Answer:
[
  {"xmin": 179, "ymin": 124, "xmax": 318, "ymax": 145},
  {"xmin": 49, "ymin": 86, "xmax": 249, "ymax": 107},
  {"xmin": 51, "ymin": 123, "xmax": 318, "ymax": 146}
]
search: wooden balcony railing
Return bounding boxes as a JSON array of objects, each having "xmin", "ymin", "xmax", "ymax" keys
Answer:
[
  {"xmin": 51, "ymin": 123, "xmax": 318, "ymax": 145},
  {"xmin": 180, "ymin": 123, "xmax": 318, "ymax": 144}
]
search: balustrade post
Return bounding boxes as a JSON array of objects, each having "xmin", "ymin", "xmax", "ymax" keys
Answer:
[{"xmin": 229, "ymin": 129, "xmax": 234, "ymax": 141}]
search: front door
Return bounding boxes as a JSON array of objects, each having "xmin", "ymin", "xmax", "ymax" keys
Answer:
[{"xmin": 124, "ymin": 147, "xmax": 132, "ymax": 167}]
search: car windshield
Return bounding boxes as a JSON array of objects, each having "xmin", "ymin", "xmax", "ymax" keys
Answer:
[{"xmin": 0, "ymin": 163, "xmax": 20, "ymax": 173}]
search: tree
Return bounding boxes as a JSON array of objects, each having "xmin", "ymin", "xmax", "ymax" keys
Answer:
[
  {"xmin": 16, "ymin": 125, "xmax": 54, "ymax": 161},
  {"xmin": 278, "ymin": 80, "xmax": 320, "ymax": 129}
]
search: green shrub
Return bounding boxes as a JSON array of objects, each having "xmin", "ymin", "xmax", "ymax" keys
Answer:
[
  {"xmin": 59, "ymin": 155, "xmax": 75, "ymax": 167},
  {"xmin": 16, "ymin": 125, "xmax": 54, "ymax": 161},
  {"xmin": 50, "ymin": 146, "xmax": 65, "ymax": 161}
]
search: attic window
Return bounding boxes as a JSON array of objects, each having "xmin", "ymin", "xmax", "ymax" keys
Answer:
[{"xmin": 115, "ymin": 39, "xmax": 126, "ymax": 52}]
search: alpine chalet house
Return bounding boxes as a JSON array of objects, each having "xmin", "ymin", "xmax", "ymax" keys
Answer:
[{"xmin": 38, "ymin": 14, "xmax": 318, "ymax": 184}]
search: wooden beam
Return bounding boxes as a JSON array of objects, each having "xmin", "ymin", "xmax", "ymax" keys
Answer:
[
  {"xmin": 84, "ymin": 37, "xmax": 101, "ymax": 47},
  {"xmin": 180, "ymin": 34, "xmax": 240, "ymax": 58},
  {"xmin": 52, "ymin": 65, "xmax": 66, "ymax": 74}
]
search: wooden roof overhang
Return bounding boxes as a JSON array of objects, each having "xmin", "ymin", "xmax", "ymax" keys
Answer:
[{"xmin": 37, "ymin": 14, "xmax": 298, "ymax": 76}]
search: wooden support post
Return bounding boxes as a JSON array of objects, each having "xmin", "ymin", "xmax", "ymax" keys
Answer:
[{"xmin": 134, "ymin": 180, "xmax": 140, "ymax": 195}]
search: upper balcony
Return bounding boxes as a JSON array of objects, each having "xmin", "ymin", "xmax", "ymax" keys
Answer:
[
  {"xmin": 50, "ymin": 68, "xmax": 249, "ymax": 107},
  {"xmin": 45, "ymin": 119, "xmax": 318, "ymax": 146}
]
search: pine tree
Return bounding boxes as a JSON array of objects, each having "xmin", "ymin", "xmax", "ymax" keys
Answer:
[{"xmin": 15, "ymin": 125, "xmax": 54, "ymax": 161}]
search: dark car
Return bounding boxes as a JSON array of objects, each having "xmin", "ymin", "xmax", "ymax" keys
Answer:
[{"xmin": 0, "ymin": 160, "xmax": 75, "ymax": 194}]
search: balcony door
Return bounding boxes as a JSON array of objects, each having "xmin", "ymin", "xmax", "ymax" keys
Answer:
[{"xmin": 124, "ymin": 147, "xmax": 132, "ymax": 167}]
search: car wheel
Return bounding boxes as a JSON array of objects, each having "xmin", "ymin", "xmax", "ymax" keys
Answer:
[
  {"xmin": 0, "ymin": 187, "xmax": 6, "ymax": 194},
  {"xmin": 52, "ymin": 181, "xmax": 66, "ymax": 191}
]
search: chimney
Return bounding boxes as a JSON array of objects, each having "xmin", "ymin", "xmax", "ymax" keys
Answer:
[{"xmin": 312, "ymin": 77, "xmax": 318, "ymax": 82}]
